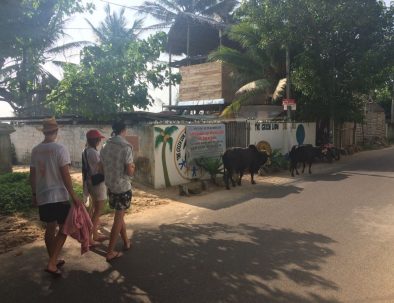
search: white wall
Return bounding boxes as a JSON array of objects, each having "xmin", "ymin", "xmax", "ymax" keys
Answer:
[
  {"xmin": 153, "ymin": 124, "xmax": 212, "ymax": 189},
  {"xmin": 249, "ymin": 121, "xmax": 316, "ymax": 154},
  {"xmin": 10, "ymin": 123, "xmax": 155, "ymax": 186},
  {"xmin": 10, "ymin": 120, "xmax": 316, "ymax": 189},
  {"xmin": 10, "ymin": 124, "xmax": 113, "ymax": 166}
]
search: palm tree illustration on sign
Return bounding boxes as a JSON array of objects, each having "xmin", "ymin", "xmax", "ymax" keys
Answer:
[{"xmin": 154, "ymin": 126, "xmax": 179, "ymax": 187}]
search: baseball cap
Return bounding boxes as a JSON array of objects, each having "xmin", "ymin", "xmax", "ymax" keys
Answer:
[{"xmin": 86, "ymin": 129, "xmax": 105, "ymax": 139}]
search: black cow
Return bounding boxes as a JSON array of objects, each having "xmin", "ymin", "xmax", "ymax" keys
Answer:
[
  {"xmin": 222, "ymin": 145, "xmax": 269, "ymax": 190},
  {"xmin": 289, "ymin": 144, "xmax": 322, "ymax": 177}
]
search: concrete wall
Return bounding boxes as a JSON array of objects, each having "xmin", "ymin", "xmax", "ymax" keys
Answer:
[
  {"xmin": 10, "ymin": 120, "xmax": 316, "ymax": 188},
  {"xmin": 153, "ymin": 124, "xmax": 211, "ymax": 189},
  {"xmin": 249, "ymin": 121, "xmax": 316, "ymax": 154},
  {"xmin": 10, "ymin": 123, "xmax": 155, "ymax": 186}
]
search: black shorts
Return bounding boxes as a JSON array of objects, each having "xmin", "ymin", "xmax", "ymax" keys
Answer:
[
  {"xmin": 38, "ymin": 202, "xmax": 70, "ymax": 224},
  {"xmin": 108, "ymin": 190, "xmax": 132, "ymax": 211}
]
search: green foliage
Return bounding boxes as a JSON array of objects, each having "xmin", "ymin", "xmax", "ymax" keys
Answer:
[
  {"xmin": 47, "ymin": 31, "xmax": 178, "ymax": 119},
  {"xmin": 267, "ymin": 149, "xmax": 289, "ymax": 170},
  {"xmin": 0, "ymin": 0, "xmax": 94, "ymax": 115},
  {"xmin": 209, "ymin": 27, "xmax": 286, "ymax": 117},
  {"xmin": 73, "ymin": 181, "xmax": 83, "ymax": 198},
  {"xmin": 195, "ymin": 157, "xmax": 224, "ymax": 182},
  {"xmin": 0, "ymin": 172, "xmax": 32, "ymax": 214},
  {"xmin": 136, "ymin": 0, "xmax": 238, "ymax": 56},
  {"xmin": 217, "ymin": 0, "xmax": 393, "ymax": 121}
]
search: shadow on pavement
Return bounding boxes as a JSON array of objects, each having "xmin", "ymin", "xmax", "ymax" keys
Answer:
[
  {"xmin": 301, "ymin": 172, "xmax": 350, "ymax": 183},
  {"xmin": 182, "ymin": 184, "xmax": 304, "ymax": 210},
  {"xmin": 1, "ymin": 223, "xmax": 341, "ymax": 303}
]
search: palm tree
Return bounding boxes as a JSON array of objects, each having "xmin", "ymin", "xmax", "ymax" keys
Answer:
[
  {"xmin": 0, "ymin": 1, "xmax": 90, "ymax": 116},
  {"xmin": 154, "ymin": 126, "xmax": 179, "ymax": 187},
  {"xmin": 85, "ymin": 4, "xmax": 143, "ymax": 49},
  {"xmin": 136, "ymin": 0, "xmax": 238, "ymax": 57},
  {"xmin": 209, "ymin": 22, "xmax": 287, "ymax": 117}
]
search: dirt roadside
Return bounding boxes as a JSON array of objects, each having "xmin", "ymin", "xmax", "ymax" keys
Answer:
[{"xmin": 0, "ymin": 166, "xmax": 178, "ymax": 255}]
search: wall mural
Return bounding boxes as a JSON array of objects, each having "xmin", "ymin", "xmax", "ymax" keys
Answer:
[
  {"xmin": 174, "ymin": 128, "xmax": 200, "ymax": 180},
  {"xmin": 154, "ymin": 126, "xmax": 178, "ymax": 187}
]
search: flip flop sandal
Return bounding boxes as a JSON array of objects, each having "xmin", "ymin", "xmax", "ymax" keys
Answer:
[
  {"xmin": 93, "ymin": 236, "xmax": 109, "ymax": 242},
  {"xmin": 44, "ymin": 268, "xmax": 62, "ymax": 278},
  {"xmin": 106, "ymin": 252, "xmax": 123, "ymax": 263},
  {"xmin": 123, "ymin": 241, "xmax": 132, "ymax": 251},
  {"xmin": 56, "ymin": 260, "xmax": 65, "ymax": 268}
]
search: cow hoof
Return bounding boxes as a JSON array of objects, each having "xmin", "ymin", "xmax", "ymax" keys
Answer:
[{"xmin": 251, "ymin": 181, "xmax": 256, "ymax": 184}]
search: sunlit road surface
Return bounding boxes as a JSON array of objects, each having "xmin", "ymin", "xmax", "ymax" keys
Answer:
[{"xmin": 1, "ymin": 147, "xmax": 394, "ymax": 303}]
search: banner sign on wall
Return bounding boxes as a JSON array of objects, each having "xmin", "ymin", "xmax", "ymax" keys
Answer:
[{"xmin": 186, "ymin": 124, "xmax": 226, "ymax": 163}]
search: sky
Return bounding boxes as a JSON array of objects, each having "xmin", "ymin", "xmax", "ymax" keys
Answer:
[{"xmin": 0, "ymin": 0, "xmax": 392, "ymax": 117}]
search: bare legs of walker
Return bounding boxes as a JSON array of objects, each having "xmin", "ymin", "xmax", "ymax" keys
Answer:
[
  {"xmin": 106, "ymin": 210, "xmax": 129, "ymax": 262},
  {"xmin": 90, "ymin": 199, "xmax": 107, "ymax": 245},
  {"xmin": 44, "ymin": 222, "xmax": 67, "ymax": 276}
]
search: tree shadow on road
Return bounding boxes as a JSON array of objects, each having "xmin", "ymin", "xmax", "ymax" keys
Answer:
[
  {"xmin": 300, "ymin": 172, "xmax": 350, "ymax": 182},
  {"xmin": 179, "ymin": 184, "xmax": 305, "ymax": 210},
  {"xmin": 1, "ymin": 223, "xmax": 341, "ymax": 303}
]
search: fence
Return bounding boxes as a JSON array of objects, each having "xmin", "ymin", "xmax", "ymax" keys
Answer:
[{"xmin": 224, "ymin": 121, "xmax": 250, "ymax": 148}]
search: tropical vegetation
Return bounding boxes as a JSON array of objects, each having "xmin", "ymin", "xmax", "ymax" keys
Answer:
[
  {"xmin": 0, "ymin": 0, "xmax": 392, "ymax": 123},
  {"xmin": 136, "ymin": 0, "xmax": 238, "ymax": 57},
  {"xmin": 0, "ymin": 0, "xmax": 94, "ymax": 116},
  {"xmin": 195, "ymin": 156, "xmax": 224, "ymax": 184},
  {"xmin": 210, "ymin": 0, "xmax": 393, "ymax": 121},
  {"xmin": 46, "ymin": 4, "xmax": 179, "ymax": 118}
]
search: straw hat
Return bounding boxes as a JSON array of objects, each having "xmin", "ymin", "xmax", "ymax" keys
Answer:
[{"xmin": 39, "ymin": 117, "xmax": 59, "ymax": 133}]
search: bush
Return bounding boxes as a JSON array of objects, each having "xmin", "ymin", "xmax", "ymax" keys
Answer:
[
  {"xmin": 195, "ymin": 157, "xmax": 224, "ymax": 184},
  {"xmin": 0, "ymin": 172, "xmax": 32, "ymax": 214},
  {"xmin": 0, "ymin": 173, "xmax": 88, "ymax": 215},
  {"xmin": 260, "ymin": 149, "xmax": 289, "ymax": 174}
]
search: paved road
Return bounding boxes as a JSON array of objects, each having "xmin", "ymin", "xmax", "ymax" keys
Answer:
[{"xmin": 1, "ymin": 147, "xmax": 394, "ymax": 303}]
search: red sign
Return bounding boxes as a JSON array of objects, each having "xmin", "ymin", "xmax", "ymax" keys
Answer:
[{"xmin": 282, "ymin": 99, "xmax": 296, "ymax": 106}]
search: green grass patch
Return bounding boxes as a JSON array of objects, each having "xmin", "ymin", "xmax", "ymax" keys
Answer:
[
  {"xmin": 0, "ymin": 172, "xmax": 32, "ymax": 214},
  {"xmin": 0, "ymin": 171, "xmax": 113, "ymax": 216}
]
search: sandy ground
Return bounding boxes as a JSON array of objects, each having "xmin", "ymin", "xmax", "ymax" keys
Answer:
[{"xmin": 0, "ymin": 166, "xmax": 177, "ymax": 255}]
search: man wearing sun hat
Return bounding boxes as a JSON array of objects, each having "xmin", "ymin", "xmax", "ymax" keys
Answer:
[{"xmin": 29, "ymin": 117, "xmax": 82, "ymax": 277}]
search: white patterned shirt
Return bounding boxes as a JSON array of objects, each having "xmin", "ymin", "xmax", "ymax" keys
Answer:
[{"xmin": 100, "ymin": 135, "xmax": 133, "ymax": 193}]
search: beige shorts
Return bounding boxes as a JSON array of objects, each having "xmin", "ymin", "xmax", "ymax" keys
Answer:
[{"xmin": 87, "ymin": 182, "xmax": 107, "ymax": 201}]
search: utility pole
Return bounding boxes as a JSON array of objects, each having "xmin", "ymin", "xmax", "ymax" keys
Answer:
[
  {"xmin": 286, "ymin": 46, "xmax": 291, "ymax": 121},
  {"xmin": 391, "ymin": 75, "xmax": 394, "ymax": 124}
]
